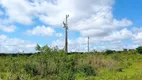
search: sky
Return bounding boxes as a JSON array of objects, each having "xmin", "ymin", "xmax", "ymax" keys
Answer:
[{"xmin": 0, "ymin": 0, "xmax": 142, "ymax": 53}]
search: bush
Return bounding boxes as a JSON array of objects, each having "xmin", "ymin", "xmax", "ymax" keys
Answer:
[
  {"xmin": 136, "ymin": 46, "xmax": 142, "ymax": 54},
  {"xmin": 35, "ymin": 44, "xmax": 41, "ymax": 52},
  {"xmin": 79, "ymin": 65, "xmax": 96, "ymax": 76},
  {"xmin": 24, "ymin": 64, "xmax": 38, "ymax": 76},
  {"xmin": 105, "ymin": 50, "xmax": 114, "ymax": 55},
  {"xmin": 123, "ymin": 49, "xmax": 127, "ymax": 52}
]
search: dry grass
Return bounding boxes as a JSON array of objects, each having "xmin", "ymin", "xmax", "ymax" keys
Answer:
[{"xmin": 76, "ymin": 54, "xmax": 119, "ymax": 70}]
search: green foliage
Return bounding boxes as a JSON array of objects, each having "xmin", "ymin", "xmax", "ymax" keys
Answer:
[
  {"xmin": 79, "ymin": 65, "xmax": 96, "ymax": 76},
  {"xmin": 105, "ymin": 50, "xmax": 114, "ymax": 55},
  {"xmin": 24, "ymin": 63, "xmax": 39, "ymax": 76},
  {"xmin": 123, "ymin": 49, "xmax": 128, "ymax": 52},
  {"xmin": 41, "ymin": 45, "xmax": 50, "ymax": 52},
  {"xmin": 35, "ymin": 44, "xmax": 41, "ymax": 52},
  {"xmin": 0, "ymin": 46, "xmax": 142, "ymax": 80},
  {"xmin": 136, "ymin": 46, "xmax": 142, "ymax": 54}
]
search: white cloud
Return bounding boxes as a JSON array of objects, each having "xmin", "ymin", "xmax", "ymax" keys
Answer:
[
  {"xmin": 51, "ymin": 28, "xmax": 134, "ymax": 52},
  {"xmin": 51, "ymin": 36, "xmax": 137, "ymax": 52},
  {"xmin": 81, "ymin": 29, "xmax": 109, "ymax": 37},
  {"xmin": 113, "ymin": 18, "xmax": 133, "ymax": 27},
  {"xmin": 0, "ymin": 0, "xmax": 137, "ymax": 52},
  {"xmin": 0, "ymin": 0, "xmax": 36, "ymax": 25},
  {"xmin": 0, "ymin": 34, "xmax": 7, "ymax": 41},
  {"xmin": 80, "ymin": 28, "xmax": 133, "ymax": 42},
  {"xmin": 132, "ymin": 27, "xmax": 142, "ymax": 33},
  {"xmin": 51, "ymin": 37, "xmax": 90, "ymax": 52},
  {"xmin": 0, "ymin": 34, "xmax": 36, "ymax": 53},
  {"xmin": 103, "ymin": 28, "xmax": 133, "ymax": 41},
  {"xmin": 0, "ymin": 0, "xmax": 132, "ymax": 27},
  {"xmin": 26, "ymin": 25, "xmax": 55, "ymax": 36},
  {"xmin": 0, "ymin": 0, "xmax": 133, "ymax": 37},
  {"xmin": 133, "ymin": 32, "xmax": 142, "ymax": 44},
  {"xmin": 0, "ymin": 18, "xmax": 17, "ymax": 33},
  {"xmin": 76, "ymin": 18, "xmax": 132, "ymax": 38},
  {"xmin": 56, "ymin": 33, "xmax": 63, "ymax": 37},
  {"xmin": 0, "ymin": 25, "xmax": 16, "ymax": 32},
  {"xmin": 33, "ymin": 0, "xmax": 132, "ymax": 38},
  {"xmin": 131, "ymin": 27, "xmax": 142, "ymax": 45}
]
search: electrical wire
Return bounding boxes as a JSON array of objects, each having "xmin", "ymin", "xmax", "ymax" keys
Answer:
[{"xmin": 78, "ymin": 1, "xmax": 113, "ymax": 26}]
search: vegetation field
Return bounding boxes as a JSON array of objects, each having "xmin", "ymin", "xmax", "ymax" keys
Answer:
[{"xmin": 0, "ymin": 46, "xmax": 142, "ymax": 80}]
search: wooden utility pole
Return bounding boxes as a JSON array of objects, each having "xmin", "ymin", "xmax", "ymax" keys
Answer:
[
  {"xmin": 63, "ymin": 15, "xmax": 69, "ymax": 54},
  {"xmin": 88, "ymin": 36, "xmax": 90, "ymax": 52}
]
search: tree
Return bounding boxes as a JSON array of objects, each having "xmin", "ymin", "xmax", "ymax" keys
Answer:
[
  {"xmin": 123, "ymin": 49, "xmax": 127, "ymax": 52},
  {"xmin": 105, "ymin": 50, "xmax": 114, "ymax": 55},
  {"xmin": 35, "ymin": 44, "xmax": 41, "ymax": 52},
  {"xmin": 136, "ymin": 46, "xmax": 142, "ymax": 54},
  {"xmin": 41, "ymin": 45, "xmax": 50, "ymax": 52},
  {"xmin": 92, "ymin": 49, "xmax": 97, "ymax": 53}
]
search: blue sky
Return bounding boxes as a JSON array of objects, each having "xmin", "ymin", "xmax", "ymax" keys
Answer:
[
  {"xmin": 114, "ymin": 0, "xmax": 142, "ymax": 26},
  {"xmin": 0, "ymin": 0, "xmax": 142, "ymax": 53}
]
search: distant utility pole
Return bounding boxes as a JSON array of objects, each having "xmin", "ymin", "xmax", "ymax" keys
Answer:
[
  {"xmin": 88, "ymin": 36, "xmax": 90, "ymax": 52},
  {"xmin": 63, "ymin": 15, "xmax": 69, "ymax": 54}
]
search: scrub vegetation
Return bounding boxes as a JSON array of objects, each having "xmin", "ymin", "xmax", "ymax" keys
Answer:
[{"xmin": 0, "ymin": 45, "xmax": 142, "ymax": 80}]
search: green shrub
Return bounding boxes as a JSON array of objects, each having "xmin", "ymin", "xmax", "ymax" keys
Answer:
[
  {"xmin": 136, "ymin": 46, "xmax": 142, "ymax": 54},
  {"xmin": 123, "ymin": 49, "xmax": 128, "ymax": 52},
  {"xmin": 105, "ymin": 50, "xmax": 114, "ymax": 55},
  {"xmin": 79, "ymin": 65, "xmax": 96, "ymax": 76},
  {"xmin": 24, "ymin": 64, "xmax": 38, "ymax": 76},
  {"xmin": 1, "ymin": 44, "xmax": 142, "ymax": 80},
  {"xmin": 35, "ymin": 44, "xmax": 41, "ymax": 52}
]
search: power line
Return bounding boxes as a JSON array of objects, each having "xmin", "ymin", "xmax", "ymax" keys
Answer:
[
  {"xmin": 90, "ymin": 1, "xmax": 112, "ymax": 19},
  {"xmin": 83, "ymin": 2, "xmax": 112, "ymax": 52},
  {"xmin": 77, "ymin": 1, "xmax": 113, "ymax": 28},
  {"xmin": 85, "ymin": 9, "xmax": 111, "ymax": 26}
]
